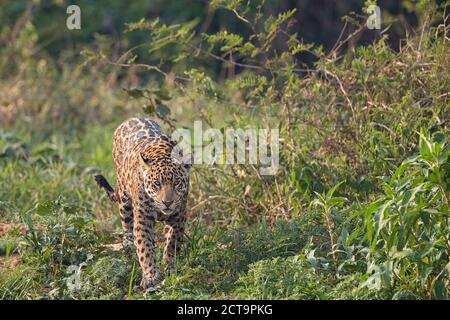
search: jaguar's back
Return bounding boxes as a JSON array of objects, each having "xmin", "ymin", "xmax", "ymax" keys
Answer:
[{"xmin": 113, "ymin": 118, "xmax": 162, "ymax": 169}]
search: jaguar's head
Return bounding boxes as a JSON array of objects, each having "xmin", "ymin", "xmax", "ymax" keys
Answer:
[{"xmin": 140, "ymin": 140, "xmax": 190, "ymax": 215}]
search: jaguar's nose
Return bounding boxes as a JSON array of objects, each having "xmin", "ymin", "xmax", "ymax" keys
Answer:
[{"xmin": 163, "ymin": 200, "xmax": 173, "ymax": 208}]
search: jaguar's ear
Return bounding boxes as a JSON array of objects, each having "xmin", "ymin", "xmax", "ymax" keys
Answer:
[
  {"xmin": 184, "ymin": 162, "xmax": 192, "ymax": 171},
  {"xmin": 182, "ymin": 153, "xmax": 193, "ymax": 171},
  {"xmin": 140, "ymin": 153, "xmax": 152, "ymax": 165},
  {"xmin": 169, "ymin": 138, "xmax": 177, "ymax": 148}
]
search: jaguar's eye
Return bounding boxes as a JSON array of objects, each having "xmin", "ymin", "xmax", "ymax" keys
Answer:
[
  {"xmin": 154, "ymin": 181, "xmax": 160, "ymax": 188},
  {"xmin": 141, "ymin": 154, "xmax": 152, "ymax": 164}
]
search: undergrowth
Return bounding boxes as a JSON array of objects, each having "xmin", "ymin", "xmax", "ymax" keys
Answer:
[{"xmin": 0, "ymin": 1, "xmax": 449, "ymax": 299}]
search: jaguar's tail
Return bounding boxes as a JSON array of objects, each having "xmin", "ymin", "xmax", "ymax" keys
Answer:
[{"xmin": 94, "ymin": 174, "xmax": 117, "ymax": 202}]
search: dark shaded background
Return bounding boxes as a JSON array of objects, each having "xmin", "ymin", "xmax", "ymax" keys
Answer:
[{"xmin": 0, "ymin": 0, "xmax": 445, "ymax": 75}]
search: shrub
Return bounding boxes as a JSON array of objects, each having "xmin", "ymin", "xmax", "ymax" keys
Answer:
[{"xmin": 347, "ymin": 130, "xmax": 449, "ymax": 299}]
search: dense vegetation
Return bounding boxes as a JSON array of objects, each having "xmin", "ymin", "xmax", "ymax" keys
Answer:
[{"xmin": 0, "ymin": 0, "xmax": 449, "ymax": 299}]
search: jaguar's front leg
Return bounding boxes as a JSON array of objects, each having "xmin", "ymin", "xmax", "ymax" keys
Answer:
[
  {"xmin": 163, "ymin": 214, "xmax": 186, "ymax": 273},
  {"xmin": 133, "ymin": 199, "xmax": 161, "ymax": 290}
]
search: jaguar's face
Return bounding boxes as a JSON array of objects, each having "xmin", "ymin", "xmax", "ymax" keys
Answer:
[{"xmin": 140, "ymin": 141, "xmax": 190, "ymax": 215}]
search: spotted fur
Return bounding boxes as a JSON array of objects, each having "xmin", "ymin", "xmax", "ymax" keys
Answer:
[{"xmin": 95, "ymin": 118, "xmax": 190, "ymax": 290}]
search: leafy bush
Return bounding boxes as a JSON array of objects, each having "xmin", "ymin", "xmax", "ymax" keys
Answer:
[
  {"xmin": 347, "ymin": 130, "xmax": 449, "ymax": 299},
  {"xmin": 234, "ymin": 252, "xmax": 375, "ymax": 300},
  {"xmin": 235, "ymin": 255, "xmax": 331, "ymax": 299},
  {"xmin": 0, "ymin": 0, "xmax": 448, "ymax": 300}
]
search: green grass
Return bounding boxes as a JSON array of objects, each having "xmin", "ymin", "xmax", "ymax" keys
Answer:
[
  {"xmin": 0, "ymin": 2, "xmax": 449, "ymax": 300},
  {"xmin": 0, "ymin": 127, "xmax": 322, "ymax": 299},
  {"xmin": 1, "ymin": 122, "xmax": 446, "ymax": 299}
]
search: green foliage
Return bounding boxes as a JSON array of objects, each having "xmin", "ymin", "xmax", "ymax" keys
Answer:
[
  {"xmin": 123, "ymin": 86, "xmax": 174, "ymax": 124},
  {"xmin": 0, "ymin": 0, "xmax": 449, "ymax": 300},
  {"xmin": 234, "ymin": 255, "xmax": 332, "ymax": 299},
  {"xmin": 347, "ymin": 130, "xmax": 450, "ymax": 299},
  {"xmin": 233, "ymin": 252, "xmax": 377, "ymax": 300}
]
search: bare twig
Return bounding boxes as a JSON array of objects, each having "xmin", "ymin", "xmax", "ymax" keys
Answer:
[
  {"xmin": 327, "ymin": 20, "xmax": 348, "ymax": 57},
  {"xmin": 323, "ymin": 69, "xmax": 354, "ymax": 114},
  {"xmin": 185, "ymin": 43, "xmax": 312, "ymax": 73},
  {"xmin": 104, "ymin": 59, "xmax": 191, "ymax": 82},
  {"xmin": 232, "ymin": 9, "xmax": 250, "ymax": 24}
]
